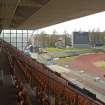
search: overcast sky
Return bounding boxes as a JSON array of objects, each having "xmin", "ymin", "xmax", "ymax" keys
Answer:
[{"xmin": 34, "ymin": 11, "xmax": 105, "ymax": 34}]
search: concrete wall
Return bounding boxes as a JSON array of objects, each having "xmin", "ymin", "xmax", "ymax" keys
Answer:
[{"xmin": 72, "ymin": 44, "xmax": 91, "ymax": 48}]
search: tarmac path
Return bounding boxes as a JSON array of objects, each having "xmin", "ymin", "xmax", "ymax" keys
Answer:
[{"xmin": 48, "ymin": 65, "xmax": 105, "ymax": 102}]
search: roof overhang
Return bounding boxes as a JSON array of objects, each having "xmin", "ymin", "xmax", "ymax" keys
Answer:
[{"xmin": 0, "ymin": 0, "xmax": 105, "ymax": 29}]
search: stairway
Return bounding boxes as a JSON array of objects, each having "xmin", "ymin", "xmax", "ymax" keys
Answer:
[
  {"xmin": 0, "ymin": 74, "xmax": 19, "ymax": 105},
  {"xmin": 0, "ymin": 85, "xmax": 19, "ymax": 105}
]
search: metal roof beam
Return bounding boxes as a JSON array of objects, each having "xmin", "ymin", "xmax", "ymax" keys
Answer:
[
  {"xmin": 1, "ymin": 0, "xmax": 20, "ymax": 28},
  {"xmin": 19, "ymin": 0, "xmax": 42, "ymax": 8}
]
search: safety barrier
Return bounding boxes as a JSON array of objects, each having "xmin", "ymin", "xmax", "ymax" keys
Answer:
[{"xmin": 0, "ymin": 39, "xmax": 105, "ymax": 105}]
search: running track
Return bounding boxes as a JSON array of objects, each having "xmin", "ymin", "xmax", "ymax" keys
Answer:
[{"xmin": 59, "ymin": 53, "xmax": 105, "ymax": 80}]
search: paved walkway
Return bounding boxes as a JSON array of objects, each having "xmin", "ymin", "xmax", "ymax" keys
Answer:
[{"xmin": 47, "ymin": 65, "xmax": 105, "ymax": 102}]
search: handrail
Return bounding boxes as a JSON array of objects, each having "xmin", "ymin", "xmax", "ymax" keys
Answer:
[{"xmin": 0, "ymin": 39, "xmax": 104, "ymax": 105}]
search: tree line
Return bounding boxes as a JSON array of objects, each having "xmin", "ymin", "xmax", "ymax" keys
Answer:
[
  {"xmin": 29, "ymin": 30, "xmax": 71, "ymax": 48},
  {"xmin": 29, "ymin": 29, "xmax": 105, "ymax": 48}
]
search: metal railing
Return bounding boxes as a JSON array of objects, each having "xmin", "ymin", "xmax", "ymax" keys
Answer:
[{"xmin": 0, "ymin": 39, "xmax": 104, "ymax": 105}]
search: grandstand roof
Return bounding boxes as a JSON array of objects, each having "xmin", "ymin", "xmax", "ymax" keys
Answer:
[{"xmin": 0, "ymin": 0, "xmax": 105, "ymax": 29}]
